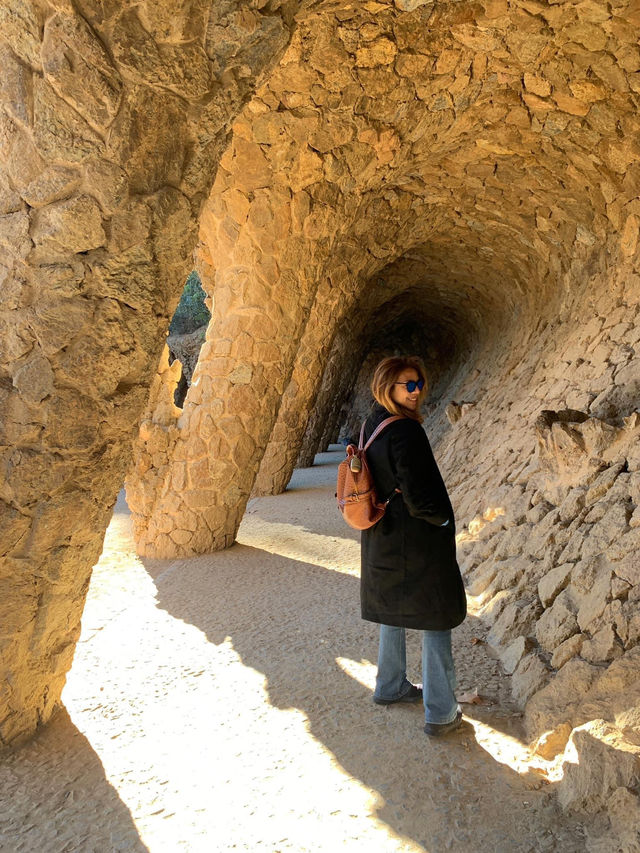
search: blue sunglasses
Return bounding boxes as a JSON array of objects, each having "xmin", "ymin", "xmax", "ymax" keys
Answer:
[{"xmin": 395, "ymin": 379, "xmax": 425, "ymax": 393}]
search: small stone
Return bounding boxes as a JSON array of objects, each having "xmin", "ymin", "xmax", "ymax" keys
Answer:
[
  {"xmin": 551, "ymin": 635, "xmax": 583, "ymax": 670},
  {"xmin": 621, "ymin": 213, "xmax": 639, "ymax": 257},
  {"xmin": 31, "ymin": 195, "xmax": 106, "ymax": 259},
  {"xmin": 558, "ymin": 487, "xmax": 586, "ymax": 522},
  {"xmin": 500, "ymin": 635, "xmax": 533, "ymax": 675},
  {"xmin": 553, "ymin": 92, "xmax": 589, "ymax": 116},
  {"xmin": 577, "ymin": 570, "xmax": 612, "ymax": 633},
  {"xmin": 585, "ymin": 463, "xmax": 625, "ymax": 506},
  {"xmin": 536, "ymin": 589, "xmax": 579, "ymax": 652},
  {"xmin": 525, "ymin": 659, "xmax": 601, "ymax": 740},
  {"xmin": 538, "ymin": 562, "xmax": 573, "ymax": 607},
  {"xmin": 558, "ymin": 720, "xmax": 640, "ymax": 812},
  {"xmin": 523, "ymin": 73, "xmax": 551, "ymax": 98},
  {"xmin": 512, "ymin": 653, "xmax": 549, "ymax": 708},
  {"xmin": 488, "ymin": 599, "xmax": 540, "ymax": 649},
  {"xmin": 355, "ymin": 38, "xmax": 397, "ymax": 67},
  {"xmin": 606, "ymin": 788, "xmax": 640, "ymax": 852},
  {"xmin": 533, "ymin": 721, "xmax": 572, "ymax": 760},
  {"xmin": 581, "ymin": 625, "xmax": 623, "ymax": 664},
  {"xmin": 12, "ymin": 354, "xmax": 54, "ymax": 403}
]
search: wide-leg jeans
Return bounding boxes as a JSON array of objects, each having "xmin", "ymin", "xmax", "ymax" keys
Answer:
[{"xmin": 373, "ymin": 624, "xmax": 459, "ymax": 725}]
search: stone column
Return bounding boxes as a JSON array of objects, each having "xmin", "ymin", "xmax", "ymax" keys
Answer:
[
  {"xmin": 297, "ymin": 340, "xmax": 360, "ymax": 467},
  {"xmin": 0, "ymin": 1, "xmax": 294, "ymax": 745},
  {"xmin": 253, "ymin": 262, "xmax": 357, "ymax": 495}
]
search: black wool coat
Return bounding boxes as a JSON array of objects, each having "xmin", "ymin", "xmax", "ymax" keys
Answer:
[{"xmin": 360, "ymin": 404, "xmax": 467, "ymax": 631}]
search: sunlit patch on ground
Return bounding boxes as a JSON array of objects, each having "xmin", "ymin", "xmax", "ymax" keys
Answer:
[{"xmin": 1, "ymin": 462, "xmax": 588, "ymax": 852}]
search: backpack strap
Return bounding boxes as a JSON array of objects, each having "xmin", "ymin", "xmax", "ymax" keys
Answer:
[{"xmin": 360, "ymin": 415, "xmax": 404, "ymax": 451}]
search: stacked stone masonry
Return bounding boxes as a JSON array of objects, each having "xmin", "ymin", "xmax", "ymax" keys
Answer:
[
  {"xmin": 0, "ymin": 0, "xmax": 297, "ymax": 746},
  {"xmin": 2, "ymin": 0, "xmax": 640, "ymax": 838}
]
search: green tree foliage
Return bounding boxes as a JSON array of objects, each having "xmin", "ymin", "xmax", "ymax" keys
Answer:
[{"xmin": 169, "ymin": 271, "xmax": 211, "ymax": 335}]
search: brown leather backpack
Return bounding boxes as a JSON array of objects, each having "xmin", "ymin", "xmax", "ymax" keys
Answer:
[{"xmin": 336, "ymin": 416, "xmax": 403, "ymax": 530}]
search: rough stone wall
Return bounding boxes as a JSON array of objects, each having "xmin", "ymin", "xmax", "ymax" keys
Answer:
[
  {"xmin": 129, "ymin": 0, "xmax": 589, "ymax": 553},
  {"xmin": 432, "ymin": 257, "xmax": 640, "ymax": 829},
  {"xmin": 3, "ymin": 6, "xmax": 638, "ymax": 817},
  {"xmin": 0, "ymin": 0, "xmax": 297, "ymax": 745}
]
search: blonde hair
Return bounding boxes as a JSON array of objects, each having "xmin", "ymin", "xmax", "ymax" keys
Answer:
[{"xmin": 371, "ymin": 356, "xmax": 428, "ymax": 422}]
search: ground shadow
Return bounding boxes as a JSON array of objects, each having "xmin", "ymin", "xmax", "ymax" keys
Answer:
[
  {"xmin": 147, "ymin": 538, "xmax": 586, "ymax": 851},
  {"xmin": 0, "ymin": 708, "xmax": 148, "ymax": 853}
]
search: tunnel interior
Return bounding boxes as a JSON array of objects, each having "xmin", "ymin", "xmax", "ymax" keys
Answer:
[
  {"xmin": 2, "ymin": 0, "xmax": 640, "ymax": 818},
  {"xmin": 142, "ymin": 0, "xmax": 640, "ymax": 535}
]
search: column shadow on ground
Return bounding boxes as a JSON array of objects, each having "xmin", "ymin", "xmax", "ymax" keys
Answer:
[
  {"xmin": 147, "ymin": 541, "xmax": 586, "ymax": 852},
  {"xmin": 0, "ymin": 709, "xmax": 148, "ymax": 853}
]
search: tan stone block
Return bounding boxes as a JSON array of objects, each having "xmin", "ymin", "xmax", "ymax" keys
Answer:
[
  {"xmin": 232, "ymin": 432, "xmax": 256, "ymax": 470},
  {"xmin": 43, "ymin": 12, "xmax": 123, "ymax": 130},
  {"xmin": 222, "ymin": 189, "xmax": 250, "ymax": 225},
  {"xmin": 201, "ymin": 505, "xmax": 227, "ymax": 533},
  {"xmin": 181, "ymin": 488, "xmax": 218, "ymax": 511},
  {"xmin": 187, "ymin": 457, "xmax": 213, "ymax": 490},
  {"xmin": 170, "ymin": 462, "xmax": 187, "ymax": 493},
  {"xmin": 525, "ymin": 659, "xmax": 601, "ymax": 740},
  {"xmin": 169, "ymin": 528, "xmax": 192, "ymax": 546},
  {"xmin": 563, "ymin": 21, "xmax": 608, "ymax": 52},
  {"xmin": 558, "ymin": 720, "xmax": 640, "ymax": 813},
  {"xmin": 33, "ymin": 77, "xmax": 105, "ymax": 162},
  {"xmin": 451, "ymin": 24, "xmax": 500, "ymax": 52},
  {"xmin": 395, "ymin": 53, "xmax": 431, "ymax": 78},
  {"xmin": 183, "ymin": 434, "xmax": 207, "ymax": 460},
  {"xmin": 0, "ymin": 210, "xmax": 30, "ymax": 262},
  {"xmin": 0, "ymin": 499, "xmax": 31, "ymax": 556},
  {"xmin": 288, "ymin": 146, "xmax": 324, "ymax": 193},
  {"xmin": 482, "ymin": 0, "xmax": 508, "ymax": 18},
  {"xmin": 522, "ymin": 92, "xmax": 552, "ymax": 113},
  {"xmin": 31, "ymin": 195, "xmax": 106, "ymax": 260},
  {"xmin": 532, "ymin": 721, "xmax": 572, "ymax": 760},
  {"xmin": 111, "ymin": 9, "xmax": 212, "ymax": 101},
  {"xmin": 0, "ymin": 0, "xmax": 43, "ymax": 70},
  {"xmin": 553, "ymin": 92, "xmax": 590, "ymax": 117},
  {"xmin": 577, "ymin": 570, "xmax": 612, "ymax": 633},
  {"xmin": 12, "ymin": 353, "xmax": 54, "ymax": 404},
  {"xmin": 536, "ymin": 590, "xmax": 579, "ymax": 652},
  {"xmin": 505, "ymin": 106, "xmax": 530, "ymax": 129},
  {"xmin": 499, "ymin": 635, "xmax": 533, "ymax": 675},
  {"xmin": 569, "ymin": 79, "xmax": 607, "ymax": 103},
  {"xmin": 621, "ymin": 213, "xmax": 639, "ymax": 257},
  {"xmin": 226, "ymin": 384, "xmax": 256, "ymax": 417},
  {"xmin": 538, "ymin": 563, "xmax": 573, "ymax": 608},
  {"xmin": 253, "ymin": 341, "xmax": 281, "ymax": 364},
  {"xmin": 551, "ymin": 635, "xmax": 583, "ymax": 670},
  {"xmin": 355, "ymin": 38, "xmax": 397, "ymax": 68},
  {"xmin": 512, "ymin": 653, "xmax": 549, "ymax": 708},
  {"xmin": 523, "ymin": 73, "xmax": 551, "ymax": 98},
  {"xmin": 582, "ymin": 625, "xmax": 623, "ymax": 664}
]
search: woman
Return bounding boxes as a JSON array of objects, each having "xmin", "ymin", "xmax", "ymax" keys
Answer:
[{"xmin": 360, "ymin": 355, "xmax": 467, "ymax": 736}]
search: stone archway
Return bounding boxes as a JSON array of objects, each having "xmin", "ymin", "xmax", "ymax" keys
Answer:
[
  {"xmin": 2, "ymin": 0, "xmax": 640, "ymax": 778},
  {"xmin": 128, "ymin": 0, "xmax": 639, "ymax": 553},
  {"xmin": 0, "ymin": 0, "xmax": 299, "ymax": 746},
  {"xmin": 124, "ymin": 3, "xmax": 640, "ymax": 814}
]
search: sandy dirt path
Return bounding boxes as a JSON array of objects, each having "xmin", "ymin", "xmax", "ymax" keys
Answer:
[{"xmin": 1, "ymin": 449, "xmax": 592, "ymax": 852}]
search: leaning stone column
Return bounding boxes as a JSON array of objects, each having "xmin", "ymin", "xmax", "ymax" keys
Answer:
[
  {"xmin": 253, "ymin": 267, "xmax": 353, "ymax": 496},
  {"xmin": 0, "ymin": 1, "xmax": 294, "ymax": 746},
  {"xmin": 128, "ymin": 263, "xmax": 324, "ymax": 556}
]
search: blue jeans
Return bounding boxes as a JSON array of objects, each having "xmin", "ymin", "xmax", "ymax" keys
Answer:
[{"xmin": 373, "ymin": 624, "xmax": 459, "ymax": 725}]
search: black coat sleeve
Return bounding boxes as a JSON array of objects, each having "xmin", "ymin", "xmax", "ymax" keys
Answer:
[{"xmin": 389, "ymin": 420, "xmax": 453, "ymax": 526}]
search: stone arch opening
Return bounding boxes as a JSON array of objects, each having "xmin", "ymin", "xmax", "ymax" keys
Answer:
[
  {"xmin": 130, "ymin": 0, "xmax": 639, "ymax": 543},
  {"xmin": 1, "ymin": 7, "xmax": 639, "ymax": 822}
]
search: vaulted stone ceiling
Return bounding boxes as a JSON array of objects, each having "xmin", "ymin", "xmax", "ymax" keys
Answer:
[
  {"xmin": 129, "ymin": 0, "xmax": 639, "ymax": 550},
  {"xmin": 1, "ymin": 1, "xmax": 640, "ymax": 798}
]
